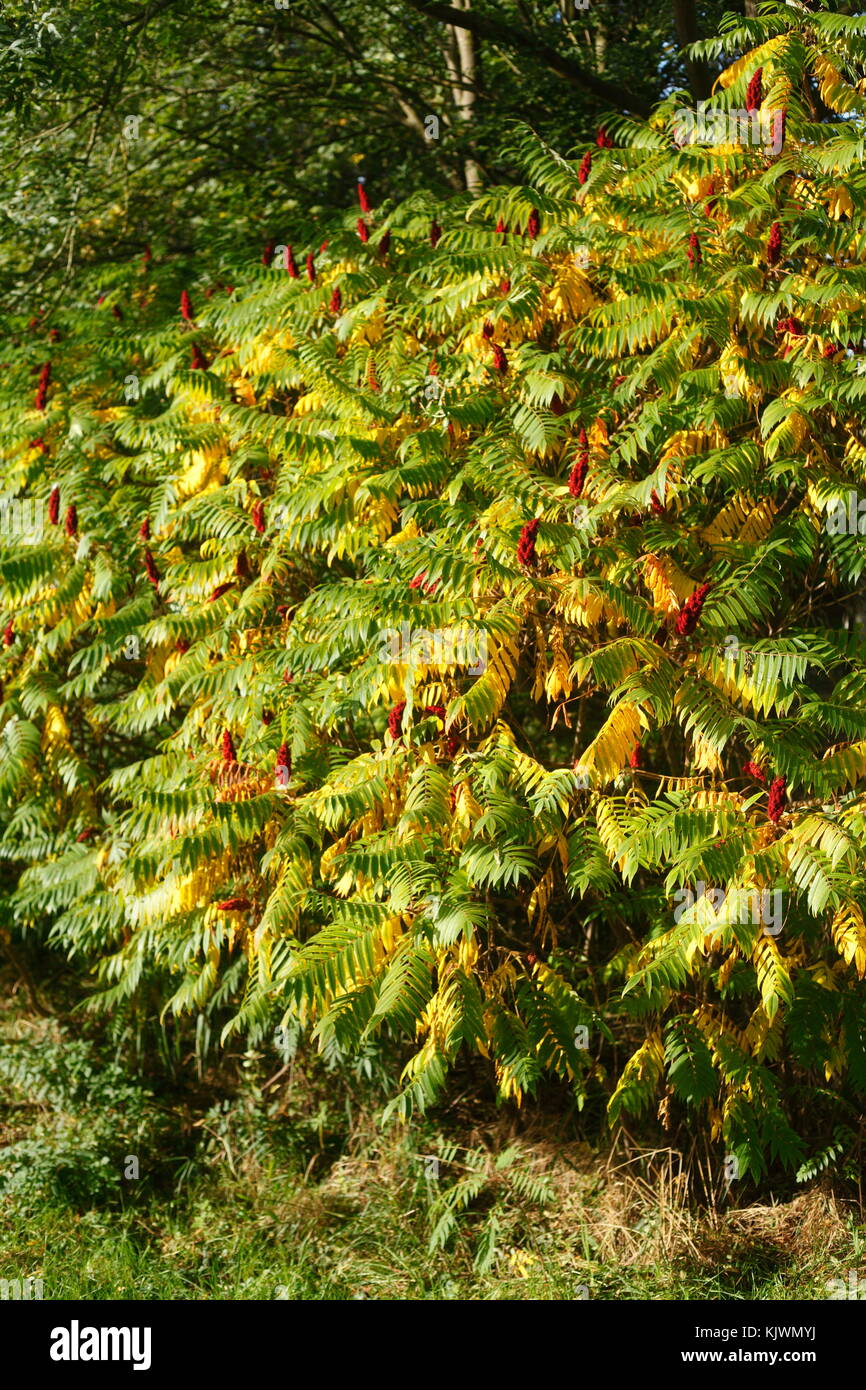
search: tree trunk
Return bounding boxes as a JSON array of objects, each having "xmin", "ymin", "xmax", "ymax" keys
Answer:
[{"xmin": 444, "ymin": 0, "xmax": 483, "ymax": 192}]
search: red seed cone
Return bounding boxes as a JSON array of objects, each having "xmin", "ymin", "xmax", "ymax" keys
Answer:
[
  {"xmin": 596, "ymin": 126, "xmax": 613, "ymax": 148},
  {"xmin": 286, "ymin": 245, "xmax": 299, "ymax": 278},
  {"xmin": 358, "ymin": 180, "xmax": 371, "ymax": 213},
  {"xmin": 766, "ymin": 221, "xmax": 782, "ymax": 267},
  {"xmin": 569, "ymin": 452, "xmax": 589, "ymax": 498},
  {"xmin": 330, "ymin": 286, "xmax": 342, "ymax": 314},
  {"xmin": 629, "ymin": 743, "xmax": 643, "ymax": 770},
  {"xmin": 48, "ymin": 486, "xmax": 60, "ymax": 526},
  {"xmin": 34, "ymin": 362, "xmax": 51, "ymax": 411},
  {"xmin": 388, "ymin": 701, "xmax": 406, "ymax": 739},
  {"xmin": 276, "ymin": 741, "xmax": 290, "ymax": 769},
  {"xmin": 251, "ymin": 500, "xmax": 266, "ymax": 534},
  {"xmin": 743, "ymin": 760, "xmax": 767, "ymax": 783},
  {"xmin": 221, "ymin": 730, "xmax": 237, "ymax": 764},
  {"xmin": 675, "ymin": 581, "xmax": 711, "ymax": 636},
  {"xmin": 517, "ymin": 518, "xmax": 539, "ymax": 567},
  {"xmin": 424, "ymin": 703, "xmax": 446, "ymax": 720},
  {"xmin": 578, "ymin": 151, "xmax": 592, "ymax": 185},
  {"xmin": 430, "ymin": 220, "xmax": 442, "ymax": 248},
  {"xmin": 64, "ymin": 504, "xmax": 77, "ymax": 538},
  {"xmin": 745, "ymin": 67, "xmax": 763, "ymax": 113},
  {"xmin": 139, "ymin": 516, "xmax": 150, "ymax": 540},
  {"xmin": 143, "ymin": 549, "xmax": 160, "ymax": 590},
  {"xmin": 357, "ymin": 217, "xmax": 369, "ymax": 244},
  {"xmin": 492, "ymin": 342, "xmax": 508, "ymax": 374},
  {"xmin": 767, "ymin": 775, "xmax": 787, "ymax": 823},
  {"xmin": 527, "ymin": 208, "xmax": 540, "ymax": 240},
  {"xmin": 306, "ymin": 252, "xmax": 316, "ymax": 282},
  {"xmin": 180, "ymin": 290, "xmax": 194, "ymax": 322}
]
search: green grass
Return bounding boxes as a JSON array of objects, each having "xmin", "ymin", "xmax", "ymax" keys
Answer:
[{"xmin": 1, "ymin": 992, "xmax": 864, "ymax": 1301}]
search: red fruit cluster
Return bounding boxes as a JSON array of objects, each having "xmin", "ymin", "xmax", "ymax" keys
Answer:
[
  {"xmin": 217, "ymin": 897, "xmax": 251, "ymax": 911},
  {"xmin": 767, "ymin": 775, "xmax": 787, "ymax": 823},
  {"xmin": 495, "ymin": 218, "xmax": 506, "ymax": 236},
  {"xmin": 358, "ymin": 180, "xmax": 371, "ymax": 213},
  {"xmin": 776, "ymin": 316, "xmax": 804, "ymax": 337},
  {"xmin": 143, "ymin": 549, "xmax": 160, "ymax": 590},
  {"xmin": 357, "ymin": 218, "xmax": 369, "ymax": 244},
  {"xmin": 675, "ymin": 581, "xmax": 711, "ymax": 636},
  {"xmin": 139, "ymin": 517, "xmax": 150, "ymax": 540},
  {"xmin": 31, "ymin": 437, "xmax": 48, "ymax": 454},
  {"xmin": 235, "ymin": 549, "xmax": 250, "ymax": 580},
  {"xmin": 409, "ymin": 573, "xmax": 438, "ymax": 594},
  {"xmin": 208, "ymin": 581, "xmax": 235, "ymax": 602},
  {"xmin": 650, "ymin": 489, "xmax": 665, "ymax": 516},
  {"xmin": 367, "ymin": 357, "xmax": 380, "ymax": 391},
  {"xmin": 388, "ymin": 701, "xmax": 407, "ymax": 739},
  {"xmin": 379, "ymin": 229, "xmax": 391, "ymax": 255},
  {"xmin": 176, "ymin": 637, "xmax": 190, "ymax": 653},
  {"xmin": 221, "ymin": 730, "xmax": 237, "ymax": 765},
  {"xmin": 34, "ymin": 362, "xmax": 51, "ymax": 411},
  {"xmin": 743, "ymin": 760, "xmax": 766, "ymax": 783},
  {"xmin": 430, "ymin": 220, "xmax": 443, "ymax": 248},
  {"xmin": 262, "ymin": 241, "xmax": 275, "ymax": 267},
  {"xmin": 180, "ymin": 290, "xmax": 194, "ymax": 322},
  {"xmin": 482, "ymin": 320, "xmax": 494, "ymax": 340},
  {"xmin": 578, "ymin": 152, "xmax": 592, "ymax": 185},
  {"xmin": 423, "ymin": 703, "xmax": 446, "ymax": 720},
  {"xmin": 596, "ymin": 127, "xmax": 613, "ymax": 148},
  {"xmin": 286, "ymin": 245, "xmax": 299, "ymax": 278},
  {"xmin": 64, "ymin": 504, "xmax": 77, "ymax": 538},
  {"xmin": 527, "ymin": 208, "xmax": 540, "ymax": 240},
  {"xmin": 629, "ymin": 744, "xmax": 643, "ymax": 770},
  {"xmin": 517, "ymin": 519, "xmax": 539, "ymax": 567},
  {"xmin": 48, "ymin": 486, "xmax": 60, "ymax": 526},
  {"xmin": 306, "ymin": 252, "xmax": 316, "ymax": 282},
  {"xmin": 492, "ymin": 342, "xmax": 508, "ymax": 374},
  {"xmin": 823, "ymin": 342, "xmax": 839, "ymax": 359},
  {"xmin": 330, "ymin": 286, "xmax": 342, "ymax": 314},
  {"xmin": 745, "ymin": 67, "xmax": 763, "ymax": 113},
  {"xmin": 687, "ymin": 232, "xmax": 702, "ymax": 268},
  {"xmin": 142, "ymin": 244, "xmax": 152, "ymax": 267},
  {"xmin": 191, "ymin": 344, "xmax": 207, "ymax": 370},
  {"xmin": 569, "ymin": 451, "xmax": 588, "ymax": 498},
  {"xmin": 3, "ymin": 621, "xmax": 14, "ymax": 648},
  {"xmin": 251, "ymin": 500, "xmax": 266, "ymax": 534},
  {"xmin": 766, "ymin": 221, "xmax": 782, "ymax": 267}
]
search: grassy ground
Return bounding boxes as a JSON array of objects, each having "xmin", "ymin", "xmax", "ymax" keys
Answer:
[{"xmin": 1, "ymin": 974, "xmax": 864, "ymax": 1301}]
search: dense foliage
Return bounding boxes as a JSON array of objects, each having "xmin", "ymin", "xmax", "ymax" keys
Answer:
[{"xmin": 4, "ymin": 3, "xmax": 866, "ymax": 1184}]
